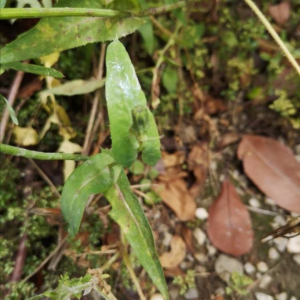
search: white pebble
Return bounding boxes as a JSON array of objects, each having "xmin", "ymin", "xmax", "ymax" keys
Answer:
[
  {"xmin": 276, "ymin": 293, "xmax": 287, "ymax": 300},
  {"xmin": 266, "ymin": 198, "xmax": 276, "ymax": 206},
  {"xmin": 257, "ymin": 261, "xmax": 268, "ymax": 272},
  {"xmin": 244, "ymin": 262, "xmax": 256, "ymax": 274},
  {"xmin": 185, "ymin": 288, "xmax": 198, "ymax": 299},
  {"xmin": 210, "ymin": 161, "xmax": 217, "ymax": 170},
  {"xmin": 273, "ymin": 215, "xmax": 286, "ymax": 227},
  {"xmin": 256, "ymin": 292, "xmax": 274, "ymax": 300},
  {"xmin": 195, "ymin": 207, "xmax": 208, "ymax": 220},
  {"xmin": 194, "ymin": 252, "xmax": 207, "ymax": 263},
  {"xmin": 150, "ymin": 294, "xmax": 164, "ymax": 300},
  {"xmin": 290, "ymin": 297, "xmax": 297, "ymax": 300},
  {"xmin": 259, "ymin": 275, "xmax": 272, "ymax": 289},
  {"xmin": 162, "ymin": 232, "xmax": 173, "ymax": 246},
  {"xmin": 293, "ymin": 254, "xmax": 300, "ymax": 265},
  {"xmin": 206, "ymin": 244, "xmax": 217, "ymax": 256},
  {"xmin": 193, "ymin": 228, "xmax": 206, "ymax": 245},
  {"xmin": 215, "ymin": 254, "xmax": 243, "ymax": 282},
  {"xmin": 268, "ymin": 248, "xmax": 280, "ymax": 260},
  {"xmin": 273, "ymin": 237, "xmax": 288, "ymax": 252},
  {"xmin": 249, "ymin": 198, "xmax": 261, "ymax": 208},
  {"xmin": 287, "ymin": 235, "xmax": 300, "ymax": 253}
]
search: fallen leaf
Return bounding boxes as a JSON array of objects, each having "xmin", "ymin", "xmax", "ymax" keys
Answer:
[
  {"xmin": 160, "ymin": 235, "xmax": 186, "ymax": 269},
  {"xmin": 218, "ymin": 132, "xmax": 240, "ymax": 149},
  {"xmin": 18, "ymin": 78, "xmax": 42, "ymax": 98},
  {"xmin": 207, "ymin": 180, "xmax": 253, "ymax": 256},
  {"xmin": 268, "ymin": 1, "xmax": 290, "ymax": 26},
  {"xmin": 181, "ymin": 226, "xmax": 195, "ymax": 254},
  {"xmin": 161, "ymin": 151, "xmax": 185, "ymax": 168},
  {"xmin": 13, "ymin": 126, "xmax": 39, "ymax": 146},
  {"xmin": 188, "ymin": 143, "xmax": 209, "ymax": 198},
  {"xmin": 238, "ymin": 135, "xmax": 300, "ymax": 213},
  {"xmin": 153, "ymin": 178, "xmax": 196, "ymax": 221}
]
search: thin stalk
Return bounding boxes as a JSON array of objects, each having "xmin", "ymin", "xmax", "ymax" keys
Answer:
[
  {"xmin": 0, "ymin": 2, "xmax": 185, "ymax": 20},
  {"xmin": 0, "ymin": 143, "xmax": 89, "ymax": 161},
  {"xmin": 243, "ymin": 0, "xmax": 300, "ymax": 76}
]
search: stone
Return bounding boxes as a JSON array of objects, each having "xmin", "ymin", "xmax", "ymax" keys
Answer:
[
  {"xmin": 193, "ymin": 228, "xmax": 206, "ymax": 245},
  {"xmin": 194, "ymin": 252, "xmax": 207, "ymax": 263},
  {"xmin": 293, "ymin": 254, "xmax": 300, "ymax": 265},
  {"xmin": 275, "ymin": 293, "xmax": 287, "ymax": 300},
  {"xmin": 255, "ymin": 292, "xmax": 274, "ymax": 300},
  {"xmin": 259, "ymin": 274, "xmax": 272, "ymax": 289},
  {"xmin": 268, "ymin": 247, "xmax": 280, "ymax": 260},
  {"xmin": 185, "ymin": 288, "xmax": 198, "ymax": 299},
  {"xmin": 195, "ymin": 207, "xmax": 208, "ymax": 220},
  {"xmin": 215, "ymin": 254, "xmax": 243, "ymax": 282},
  {"xmin": 244, "ymin": 262, "xmax": 256, "ymax": 274},
  {"xmin": 273, "ymin": 237, "xmax": 288, "ymax": 252},
  {"xmin": 206, "ymin": 244, "xmax": 217, "ymax": 256},
  {"xmin": 287, "ymin": 235, "xmax": 300, "ymax": 253},
  {"xmin": 257, "ymin": 261, "xmax": 268, "ymax": 272},
  {"xmin": 249, "ymin": 198, "xmax": 261, "ymax": 208},
  {"xmin": 150, "ymin": 294, "xmax": 164, "ymax": 300}
]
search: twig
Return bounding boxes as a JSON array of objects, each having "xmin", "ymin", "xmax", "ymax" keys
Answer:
[
  {"xmin": 0, "ymin": 70, "xmax": 24, "ymax": 143},
  {"xmin": 0, "ymin": 143, "xmax": 89, "ymax": 161},
  {"xmin": 244, "ymin": 0, "xmax": 300, "ymax": 76},
  {"xmin": 246, "ymin": 206, "xmax": 278, "ymax": 216},
  {"xmin": 29, "ymin": 158, "xmax": 61, "ymax": 198},
  {"xmin": 82, "ymin": 43, "xmax": 106, "ymax": 155},
  {"xmin": 21, "ymin": 235, "xmax": 68, "ymax": 284}
]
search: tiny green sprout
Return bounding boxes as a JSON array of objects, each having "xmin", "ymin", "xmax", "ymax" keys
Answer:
[
  {"xmin": 173, "ymin": 270, "xmax": 195, "ymax": 295},
  {"xmin": 226, "ymin": 272, "xmax": 253, "ymax": 296}
]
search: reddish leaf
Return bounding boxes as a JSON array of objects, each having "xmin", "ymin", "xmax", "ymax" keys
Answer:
[
  {"xmin": 268, "ymin": 1, "xmax": 290, "ymax": 26},
  {"xmin": 238, "ymin": 135, "xmax": 300, "ymax": 213},
  {"xmin": 207, "ymin": 180, "xmax": 253, "ymax": 256}
]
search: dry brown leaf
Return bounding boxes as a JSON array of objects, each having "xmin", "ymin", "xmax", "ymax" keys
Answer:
[
  {"xmin": 238, "ymin": 135, "xmax": 300, "ymax": 213},
  {"xmin": 153, "ymin": 178, "xmax": 196, "ymax": 221},
  {"xmin": 181, "ymin": 226, "xmax": 195, "ymax": 254},
  {"xmin": 207, "ymin": 180, "xmax": 253, "ymax": 256},
  {"xmin": 161, "ymin": 151, "xmax": 185, "ymax": 168},
  {"xmin": 218, "ymin": 132, "xmax": 240, "ymax": 149},
  {"xmin": 268, "ymin": 1, "xmax": 290, "ymax": 26},
  {"xmin": 160, "ymin": 235, "xmax": 186, "ymax": 269},
  {"xmin": 188, "ymin": 143, "xmax": 209, "ymax": 198}
]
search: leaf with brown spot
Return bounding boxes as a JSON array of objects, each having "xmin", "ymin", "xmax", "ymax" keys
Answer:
[
  {"xmin": 238, "ymin": 134, "xmax": 300, "ymax": 213},
  {"xmin": 153, "ymin": 178, "xmax": 196, "ymax": 221},
  {"xmin": 268, "ymin": 1, "xmax": 290, "ymax": 26},
  {"xmin": 160, "ymin": 236, "xmax": 186, "ymax": 269},
  {"xmin": 207, "ymin": 180, "xmax": 253, "ymax": 256}
]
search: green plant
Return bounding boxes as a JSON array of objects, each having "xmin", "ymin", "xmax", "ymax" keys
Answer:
[
  {"xmin": 173, "ymin": 270, "xmax": 195, "ymax": 295},
  {"xmin": 225, "ymin": 272, "xmax": 253, "ymax": 297}
]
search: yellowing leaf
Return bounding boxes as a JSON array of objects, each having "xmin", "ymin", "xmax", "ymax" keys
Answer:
[
  {"xmin": 40, "ymin": 52, "xmax": 60, "ymax": 68},
  {"xmin": 13, "ymin": 126, "xmax": 39, "ymax": 146}
]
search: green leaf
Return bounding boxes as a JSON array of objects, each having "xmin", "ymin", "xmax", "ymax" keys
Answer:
[
  {"xmin": 0, "ymin": 0, "xmax": 144, "ymax": 64},
  {"xmin": 162, "ymin": 65, "xmax": 178, "ymax": 93},
  {"xmin": 129, "ymin": 160, "xmax": 145, "ymax": 175},
  {"xmin": 138, "ymin": 19, "xmax": 154, "ymax": 55},
  {"xmin": 0, "ymin": 0, "xmax": 6, "ymax": 8},
  {"xmin": 1, "ymin": 62, "xmax": 64, "ymax": 78},
  {"xmin": 104, "ymin": 168, "xmax": 169, "ymax": 300},
  {"xmin": 61, "ymin": 153, "xmax": 115, "ymax": 236},
  {"xmin": 106, "ymin": 39, "xmax": 161, "ymax": 167},
  {"xmin": 0, "ymin": 95, "xmax": 19, "ymax": 125},
  {"xmin": 45, "ymin": 79, "xmax": 105, "ymax": 96}
]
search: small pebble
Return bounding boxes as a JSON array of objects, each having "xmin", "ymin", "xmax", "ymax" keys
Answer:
[
  {"xmin": 259, "ymin": 274, "xmax": 272, "ymax": 289},
  {"xmin": 273, "ymin": 237, "xmax": 288, "ymax": 252},
  {"xmin": 162, "ymin": 232, "xmax": 173, "ymax": 246},
  {"xmin": 268, "ymin": 248, "xmax": 280, "ymax": 260},
  {"xmin": 275, "ymin": 293, "xmax": 287, "ymax": 300},
  {"xmin": 150, "ymin": 294, "xmax": 164, "ymax": 300},
  {"xmin": 249, "ymin": 198, "xmax": 261, "ymax": 208},
  {"xmin": 273, "ymin": 215, "xmax": 286, "ymax": 227},
  {"xmin": 287, "ymin": 235, "xmax": 300, "ymax": 253},
  {"xmin": 244, "ymin": 262, "xmax": 256, "ymax": 274},
  {"xmin": 185, "ymin": 288, "xmax": 198, "ymax": 299},
  {"xmin": 290, "ymin": 297, "xmax": 297, "ymax": 300},
  {"xmin": 219, "ymin": 174, "xmax": 225, "ymax": 181},
  {"xmin": 193, "ymin": 228, "xmax": 206, "ymax": 245},
  {"xmin": 256, "ymin": 292, "xmax": 274, "ymax": 300},
  {"xmin": 195, "ymin": 207, "xmax": 208, "ymax": 220},
  {"xmin": 293, "ymin": 254, "xmax": 300, "ymax": 265},
  {"xmin": 194, "ymin": 252, "xmax": 207, "ymax": 263},
  {"xmin": 215, "ymin": 254, "xmax": 243, "ymax": 282},
  {"xmin": 266, "ymin": 198, "xmax": 276, "ymax": 206},
  {"xmin": 206, "ymin": 244, "xmax": 217, "ymax": 256},
  {"xmin": 210, "ymin": 161, "xmax": 217, "ymax": 170},
  {"xmin": 257, "ymin": 261, "xmax": 268, "ymax": 272}
]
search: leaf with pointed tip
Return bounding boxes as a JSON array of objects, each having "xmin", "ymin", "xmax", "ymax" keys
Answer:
[
  {"xmin": 0, "ymin": 95, "xmax": 19, "ymax": 125},
  {"xmin": 0, "ymin": 0, "xmax": 144, "ymax": 64},
  {"xmin": 238, "ymin": 134, "xmax": 300, "ymax": 213},
  {"xmin": 61, "ymin": 153, "xmax": 115, "ymax": 236},
  {"xmin": 106, "ymin": 39, "xmax": 161, "ymax": 167},
  {"xmin": 207, "ymin": 180, "xmax": 253, "ymax": 257},
  {"xmin": 104, "ymin": 168, "xmax": 169, "ymax": 300},
  {"xmin": 1, "ymin": 62, "xmax": 64, "ymax": 78}
]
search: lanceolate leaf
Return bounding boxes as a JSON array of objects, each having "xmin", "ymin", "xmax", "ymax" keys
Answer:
[
  {"xmin": 106, "ymin": 39, "xmax": 161, "ymax": 167},
  {"xmin": 1, "ymin": 62, "xmax": 64, "ymax": 78},
  {"xmin": 0, "ymin": 95, "xmax": 19, "ymax": 125},
  {"xmin": 104, "ymin": 168, "xmax": 169, "ymax": 300},
  {"xmin": 238, "ymin": 134, "xmax": 300, "ymax": 213},
  {"xmin": 61, "ymin": 153, "xmax": 115, "ymax": 236},
  {"xmin": 0, "ymin": 0, "xmax": 144, "ymax": 64},
  {"xmin": 207, "ymin": 180, "xmax": 253, "ymax": 257}
]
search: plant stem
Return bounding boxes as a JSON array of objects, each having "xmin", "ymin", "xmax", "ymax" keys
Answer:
[
  {"xmin": 243, "ymin": 0, "xmax": 300, "ymax": 77},
  {"xmin": 0, "ymin": 143, "xmax": 89, "ymax": 161},
  {"xmin": 0, "ymin": 2, "xmax": 185, "ymax": 20}
]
